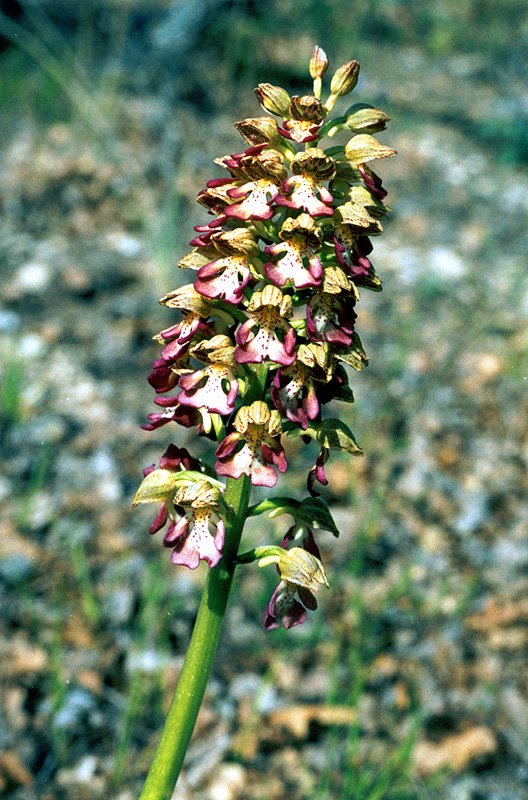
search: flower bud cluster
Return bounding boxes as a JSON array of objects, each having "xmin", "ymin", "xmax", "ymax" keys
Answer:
[{"xmin": 135, "ymin": 47, "xmax": 394, "ymax": 628}]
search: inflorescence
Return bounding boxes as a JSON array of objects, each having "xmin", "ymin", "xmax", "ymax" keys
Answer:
[{"xmin": 134, "ymin": 46, "xmax": 395, "ymax": 629}]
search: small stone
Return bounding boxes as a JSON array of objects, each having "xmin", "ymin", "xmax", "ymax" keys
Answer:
[
  {"xmin": 370, "ymin": 653, "xmax": 399, "ymax": 681},
  {"xmin": 230, "ymin": 673, "xmax": 262, "ymax": 702},
  {"xmin": 126, "ymin": 649, "xmax": 172, "ymax": 675},
  {"xmin": 0, "ymin": 309, "xmax": 21, "ymax": 332},
  {"xmin": 4, "ymin": 686, "xmax": 27, "ymax": 731},
  {"xmin": 0, "ymin": 476, "xmax": 12, "ymax": 503},
  {"xmin": 106, "ymin": 231, "xmax": 143, "ymax": 258},
  {"xmin": 0, "ymin": 751, "xmax": 34, "ymax": 788},
  {"xmin": 501, "ymin": 687, "xmax": 528, "ymax": 736},
  {"xmin": 77, "ymin": 670, "xmax": 103, "ymax": 695},
  {"xmin": 61, "ymin": 265, "xmax": 94, "ymax": 294},
  {"xmin": 4, "ymin": 634, "xmax": 48, "ymax": 676},
  {"xmin": 61, "ymin": 615, "xmax": 95, "ymax": 649},
  {"xmin": 488, "ymin": 628, "xmax": 528, "ymax": 650},
  {"xmin": 16, "ymin": 261, "xmax": 53, "ymax": 293},
  {"xmin": 454, "ymin": 487, "xmax": 487, "ymax": 535},
  {"xmin": 0, "ymin": 555, "xmax": 36, "ymax": 585},
  {"xmin": 22, "ymin": 491, "xmax": 58, "ymax": 531},
  {"xmin": 428, "ymin": 247, "xmax": 467, "ymax": 280},
  {"xmin": 56, "ymin": 754, "xmax": 105, "ymax": 795},
  {"xmin": 188, "ymin": 735, "xmax": 232, "ymax": 789},
  {"xmin": 208, "ymin": 763, "xmax": 246, "ymax": 800},
  {"xmin": 18, "ymin": 333, "xmax": 46, "ymax": 358},
  {"xmin": 54, "ymin": 689, "xmax": 96, "ymax": 730},
  {"xmin": 299, "ymin": 666, "xmax": 331, "ymax": 699},
  {"xmin": 491, "ymin": 538, "xmax": 528, "ymax": 570},
  {"xmin": 11, "ymin": 416, "xmax": 67, "ymax": 447},
  {"xmin": 413, "ymin": 726, "xmax": 497, "ymax": 775},
  {"xmin": 103, "ymin": 587, "xmax": 135, "ymax": 625}
]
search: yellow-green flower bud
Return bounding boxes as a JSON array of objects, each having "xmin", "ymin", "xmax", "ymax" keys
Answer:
[
  {"xmin": 258, "ymin": 546, "xmax": 328, "ymax": 593},
  {"xmin": 309, "ymin": 45, "xmax": 329, "ymax": 79},
  {"xmin": 159, "ymin": 283, "xmax": 212, "ymax": 315},
  {"xmin": 234, "ymin": 116, "xmax": 281, "ymax": 146},
  {"xmin": 345, "ymin": 134, "xmax": 397, "ymax": 165},
  {"xmin": 345, "ymin": 103, "xmax": 390, "ymax": 134},
  {"xmin": 210, "ymin": 227, "xmax": 259, "ymax": 256},
  {"xmin": 330, "ymin": 60, "xmax": 360, "ymax": 97},
  {"xmin": 254, "ymin": 83, "xmax": 291, "ymax": 117},
  {"xmin": 132, "ymin": 469, "xmax": 182, "ymax": 507}
]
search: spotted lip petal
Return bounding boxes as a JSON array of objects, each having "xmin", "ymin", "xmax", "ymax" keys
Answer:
[
  {"xmin": 194, "ymin": 255, "xmax": 251, "ymax": 305},
  {"xmin": 151, "ymin": 481, "xmax": 228, "ymax": 570},
  {"xmin": 167, "ymin": 513, "xmax": 226, "ymax": 570},
  {"xmin": 216, "ymin": 441, "xmax": 280, "ymax": 487},
  {"xmin": 224, "ymin": 179, "xmax": 280, "ymax": 221},
  {"xmin": 177, "ymin": 365, "xmax": 239, "ymax": 416},
  {"xmin": 264, "ymin": 580, "xmax": 317, "ymax": 630},
  {"xmin": 215, "ymin": 402, "xmax": 287, "ymax": 487},
  {"xmin": 263, "ymin": 239, "xmax": 322, "ymax": 288},
  {"xmin": 215, "ymin": 434, "xmax": 286, "ymax": 487},
  {"xmin": 306, "ymin": 293, "xmax": 357, "ymax": 346},
  {"xmin": 276, "ymin": 175, "xmax": 334, "ymax": 217},
  {"xmin": 243, "ymin": 322, "xmax": 293, "ymax": 367},
  {"xmin": 271, "ymin": 363, "xmax": 320, "ymax": 429},
  {"xmin": 234, "ymin": 315, "xmax": 296, "ymax": 366},
  {"xmin": 277, "ymin": 119, "xmax": 321, "ymax": 143}
]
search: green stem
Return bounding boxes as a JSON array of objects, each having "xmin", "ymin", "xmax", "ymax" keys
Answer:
[
  {"xmin": 139, "ymin": 364, "xmax": 270, "ymax": 799},
  {"xmin": 138, "ymin": 474, "xmax": 252, "ymax": 800}
]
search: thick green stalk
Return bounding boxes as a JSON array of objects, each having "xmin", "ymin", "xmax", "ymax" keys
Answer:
[
  {"xmin": 138, "ymin": 473, "xmax": 252, "ymax": 800},
  {"xmin": 139, "ymin": 365, "xmax": 268, "ymax": 799}
]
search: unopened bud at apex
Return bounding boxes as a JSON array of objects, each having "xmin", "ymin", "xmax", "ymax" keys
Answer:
[
  {"xmin": 330, "ymin": 59, "xmax": 360, "ymax": 97},
  {"xmin": 254, "ymin": 83, "xmax": 291, "ymax": 117},
  {"xmin": 310, "ymin": 45, "xmax": 329, "ymax": 79}
]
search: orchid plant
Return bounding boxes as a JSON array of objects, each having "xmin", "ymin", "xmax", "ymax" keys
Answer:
[{"xmin": 134, "ymin": 46, "xmax": 394, "ymax": 799}]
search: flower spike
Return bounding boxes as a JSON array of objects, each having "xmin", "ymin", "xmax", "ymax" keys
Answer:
[{"xmin": 138, "ymin": 46, "xmax": 394, "ymax": 628}]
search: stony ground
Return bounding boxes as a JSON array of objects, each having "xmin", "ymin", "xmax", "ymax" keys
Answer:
[{"xmin": 0, "ymin": 4, "xmax": 528, "ymax": 799}]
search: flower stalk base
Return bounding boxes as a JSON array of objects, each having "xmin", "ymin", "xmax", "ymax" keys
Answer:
[{"xmin": 139, "ymin": 474, "xmax": 251, "ymax": 800}]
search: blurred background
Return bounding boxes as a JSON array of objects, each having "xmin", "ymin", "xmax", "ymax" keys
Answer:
[{"xmin": 0, "ymin": 1, "xmax": 527, "ymax": 798}]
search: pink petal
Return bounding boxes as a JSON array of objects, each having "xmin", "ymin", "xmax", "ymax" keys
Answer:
[
  {"xmin": 215, "ymin": 432, "xmax": 241, "ymax": 459},
  {"xmin": 194, "ymin": 256, "xmax": 250, "ymax": 305}
]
